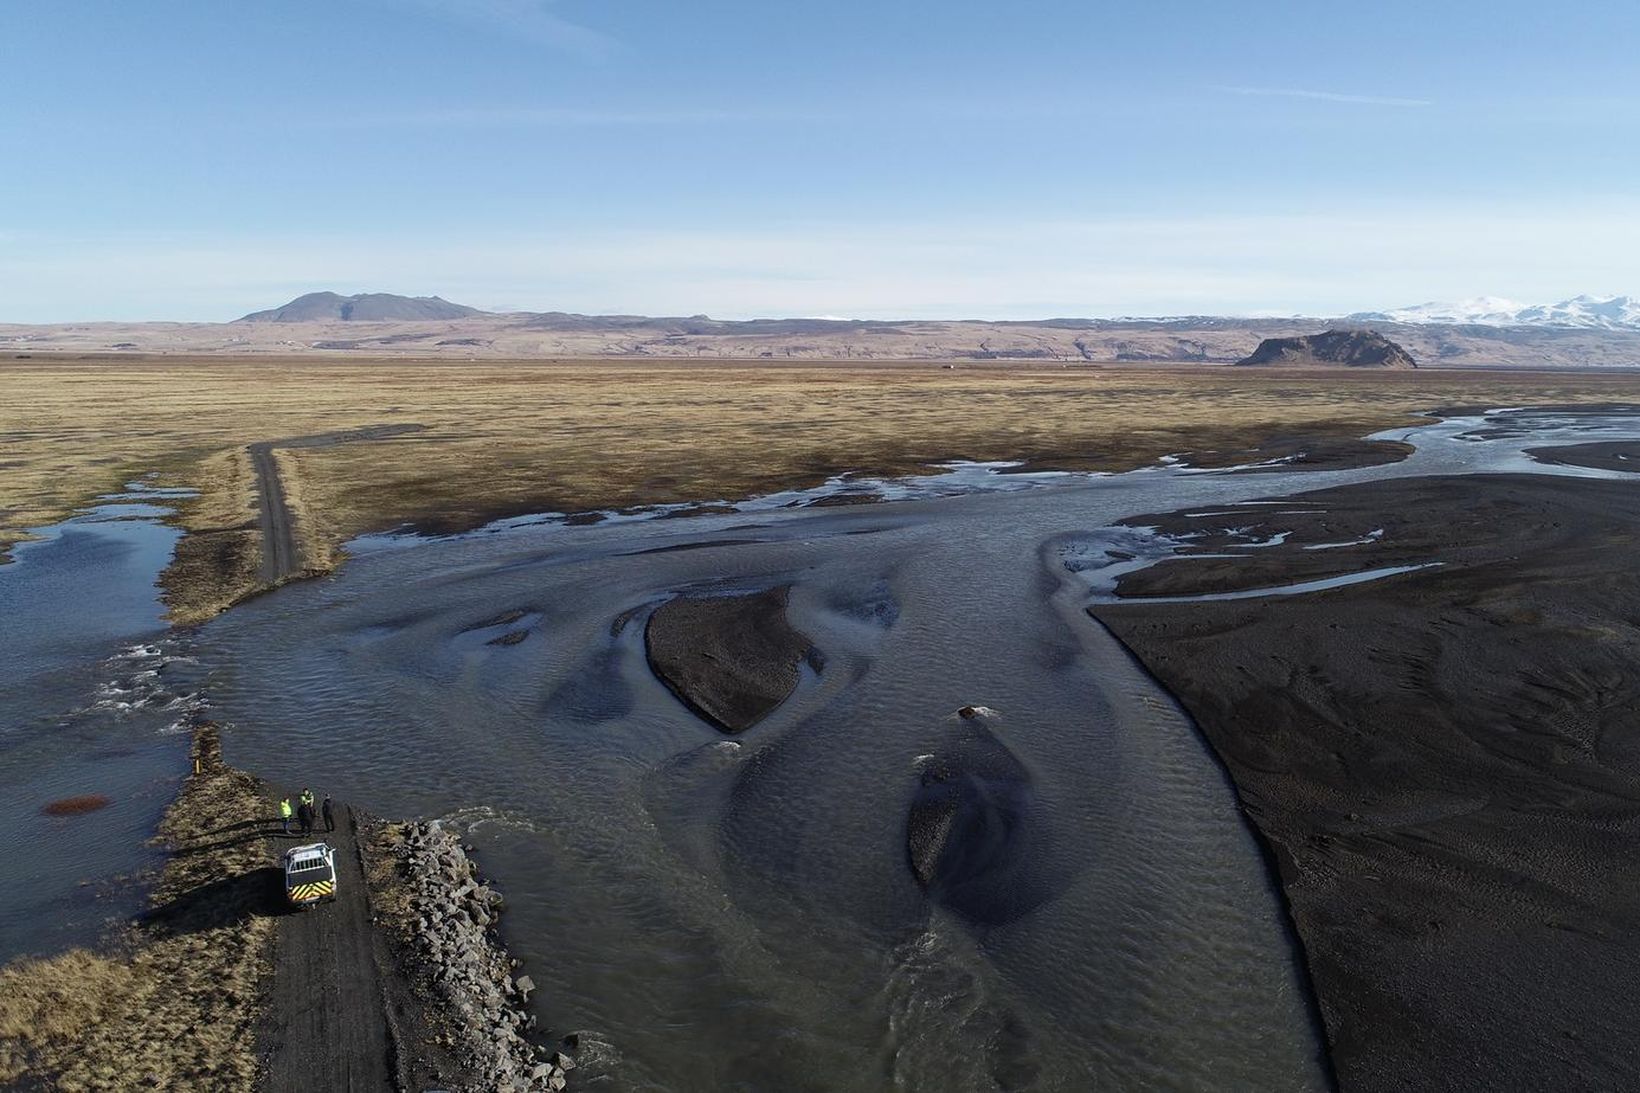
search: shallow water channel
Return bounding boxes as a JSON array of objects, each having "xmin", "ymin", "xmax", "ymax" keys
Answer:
[
  {"xmin": 0, "ymin": 484, "xmax": 201, "ymax": 959},
  {"xmin": 7, "ymin": 408, "xmax": 1640, "ymax": 1090},
  {"xmin": 191, "ymin": 408, "xmax": 1640, "ymax": 1090}
]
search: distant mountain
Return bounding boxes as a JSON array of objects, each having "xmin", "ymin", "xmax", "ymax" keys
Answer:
[
  {"xmin": 238, "ymin": 292, "xmax": 488, "ymax": 322},
  {"xmin": 1236, "ymin": 329, "xmax": 1417, "ymax": 369},
  {"xmin": 1350, "ymin": 295, "xmax": 1640, "ymax": 331},
  {"xmin": 18, "ymin": 308, "xmax": 1640, "ymax": 367}
]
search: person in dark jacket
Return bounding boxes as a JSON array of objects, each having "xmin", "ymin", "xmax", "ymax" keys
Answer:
[
  {"xmin": 322, "ymin": 795, "xmax": 335, "ymax": 833},
  {"xmin": 297, "ymin": 800, "xmax": 315, "ymax": 835}
]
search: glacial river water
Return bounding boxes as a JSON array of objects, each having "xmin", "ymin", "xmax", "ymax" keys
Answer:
[
  {"xmin": 0, "ymin": 485, "xmax": 200, "ymax": 958},
  {"xmin": 6, "ymin": 407, "xmax": 1640, "ymax": 1091}
]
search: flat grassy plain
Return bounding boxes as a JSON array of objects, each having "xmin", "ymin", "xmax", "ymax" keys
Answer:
[{"xmin": 6, "ymin": 355, "xmax": 1640, "ymax": 621}]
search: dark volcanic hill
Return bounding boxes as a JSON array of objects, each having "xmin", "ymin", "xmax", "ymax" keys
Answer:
[
  {"xmin": 1236, "ymin": 329, "xmax": 1417, "ymax": 369},
  {"xmin": 238, "ymin": 292, "xmax": 487, "ymax": 323}
]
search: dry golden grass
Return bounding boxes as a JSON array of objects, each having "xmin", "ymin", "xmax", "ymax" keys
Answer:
[
  {"xmin": 0, "ymin": 949, "xmax": 135, "ymax": 1084},
  {"xmin": 158, "ymin": 446, "xmax": 263, "ymax": 623},
  {"xmin": 6, "ymin": 355, "xmax": 1640, "ymax": 622},
  {"xmin": 0, "ymin": 726, "xmax": 274, "ymax": 1090}
]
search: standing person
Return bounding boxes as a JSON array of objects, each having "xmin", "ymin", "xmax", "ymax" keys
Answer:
[
  {"xmin": 279, "ymin": 797, "xmax": 293, "ymax": 834},
  {"xmin": 300, "ymin": 787, "xmax": 315, "ymax": 812},
  {"xmin": 321, "ymin": 795, "xmax": 335, "ymax": 833},
  {"xmin": 297, "ymin": 800, "xmax": 314, "ymax": 836}
]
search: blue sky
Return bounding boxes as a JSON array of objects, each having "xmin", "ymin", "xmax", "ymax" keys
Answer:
[{"xmin": 3, "ymin": 0, "xmax": 1638, "ymax": 321}]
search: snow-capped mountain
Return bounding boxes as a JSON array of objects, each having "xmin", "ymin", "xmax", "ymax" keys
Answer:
[{"xmin": 1349, "ymin": 295, "xmax": 1640, "ymax": 330}]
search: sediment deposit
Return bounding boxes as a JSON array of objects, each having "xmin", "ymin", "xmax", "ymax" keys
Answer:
[
  {"xmin": 1094, "ymin": 474, "xmax": 1640, "ymax": 1091},
  {"xmin": 645, "ymin": 585, "xmax": 815, "ymax": 732}
]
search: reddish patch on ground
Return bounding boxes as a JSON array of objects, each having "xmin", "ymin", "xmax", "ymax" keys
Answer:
[{"xmin": 42, "ymin": 794, "xmax": 112, "ymax": 816}]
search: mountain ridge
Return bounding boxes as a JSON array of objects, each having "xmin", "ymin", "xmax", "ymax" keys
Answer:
[
  {"xmin": 13, "ymin": 293, "xmax": 1640, "ymax": 368},
  {"xmin": 239, "ymin": 292, "xmax": 487, "ymax": 323},
  {"xmin": 1349, "ymin": 295, "xmax": 1640, "ymax": 331},
  {"xmin": 14, "ymin": 313, "xmax": 1636, "ymax": 369},
  {"xmin": 233, "ymin": 289, "xmax": 1640, "ymax": 332}
]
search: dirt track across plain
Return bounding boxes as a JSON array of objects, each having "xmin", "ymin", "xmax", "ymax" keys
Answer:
[
  {"xmin": 249, "ymin": 441, "xmax": 296, "ymax": 584},
  {"xmin": 249, "ymin": 425, "xmax": 426, "ymax": 585},
  {"xmin": 260, "ymin": 805, "xmax": 399, "ymax": 1093}
]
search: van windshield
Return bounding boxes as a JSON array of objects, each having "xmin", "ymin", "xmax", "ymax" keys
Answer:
[{"xmin": 288, "ymin": 859, "xmax": 333, "ymax": 882}]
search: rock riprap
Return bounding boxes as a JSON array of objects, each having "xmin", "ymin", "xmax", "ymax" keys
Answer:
[{"xmin": 399, "ymin": 821, "xmax": 575, "ymax": 1092}]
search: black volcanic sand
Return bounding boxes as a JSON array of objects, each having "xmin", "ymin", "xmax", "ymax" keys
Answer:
[
  {"xmin": 1526, "ymin": 441, "xmax": 1640, "ymax": 473},
  {"xmin": 1003, "ymin": 435, "xmax": 1413, "ymax": 476},
  {"xmin": 1447, "ymin": 404, "xmax": 1640, "ymax": 443},
  {"xmin": 905, "ymin": 712, "xmax": 1048, "ymax": 926},
  {"xmin": 1093, "ymin": 475, "xmax": 1640, "ymax": 1091},
  {"xmin": 644, "ymin": 585, "xmax": 815, "ymax": 733},
  {"xmin": 1180, "ymin": 435, "xmax": 1414, "ymax": 474}
]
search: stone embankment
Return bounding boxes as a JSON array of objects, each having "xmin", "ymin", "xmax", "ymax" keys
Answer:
[{"xmin": 394, "ymin": 820, "xmax": 575, "ymax": 1092}]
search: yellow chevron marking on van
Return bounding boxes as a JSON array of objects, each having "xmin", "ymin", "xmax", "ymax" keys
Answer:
[{"xmin": 289, "ymin": 880, "xmax": 335, "ymax": 901}]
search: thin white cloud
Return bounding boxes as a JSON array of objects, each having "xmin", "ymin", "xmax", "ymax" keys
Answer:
[
  {"xmin": 1219, "ymin": 85, "xmax": 1432, "ymax": 107},
  {"xmin": 385, "ymin": 0, "xmax": 612, "ymax": 57},
  {"xmin": 332, "ymin": 105, "xmax": 828, "ymax": 128}
]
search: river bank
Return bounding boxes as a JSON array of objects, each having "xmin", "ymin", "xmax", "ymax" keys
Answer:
[
  {"xmin": 364, "ymin": 820, "xmax": 578, "ymax": 1091},
  {"xmin": 0, "ymin": 724, "xmax": 271, "ymax": 1087},
  {"xmin": 14, "ymin": 357, "xmax": 1640, "ymax": 632},
  {"xmin": 1093, "ymin": 471, "xmax": 1640, "ymax": 1090}
]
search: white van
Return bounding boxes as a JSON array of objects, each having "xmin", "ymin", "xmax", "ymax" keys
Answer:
[{"xmin": 282, "ymin": 842, "xmax": 337, "ymax": 908}]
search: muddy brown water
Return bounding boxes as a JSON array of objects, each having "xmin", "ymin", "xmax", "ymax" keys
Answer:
[{"xmin": 8, "ymin": 409, "xmax": 1640, "ymax": 1090}]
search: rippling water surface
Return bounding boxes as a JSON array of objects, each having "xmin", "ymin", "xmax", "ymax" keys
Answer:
[
  {"xmin": 0, "ymin": 486, "xmax": 202, "ymax": 960},
  {"xmin": 10, "ymin": 409, "xmax": 1640, "ymax": 1089},
  {"xmin": 191, "ymin": 409, "xmax": 1640, "ymax": 1090}
]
